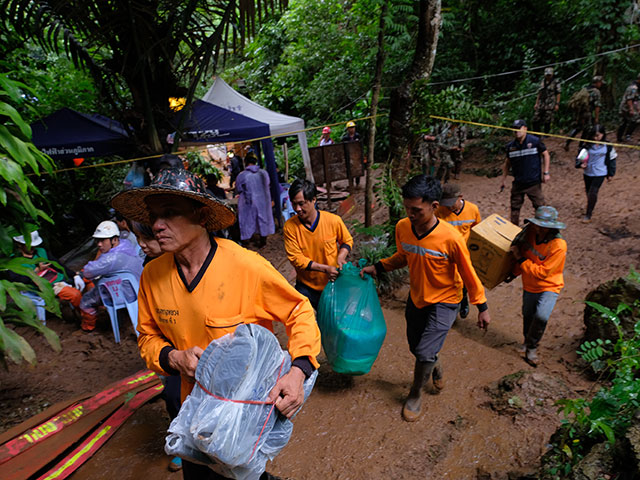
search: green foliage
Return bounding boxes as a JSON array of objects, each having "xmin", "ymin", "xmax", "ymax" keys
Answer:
[
  {"xmin": 373, "ymin": 163, "xmax": 404, "ymax": 221},
  {"xmin": 414, "ymin": 84, "xmax": 492, "ymax": 133},
  {"xmin": 0, "ymin": 74, "xmax": 61, "ymax": 367},
  {"xmin": 349, "ymin": 226, "xmax": 406, "ymax": 297},
  {"xmin": 546, "ymin": 290, "xmax": 640, "ymax": 475},
  {"xmin": 185, "ymin": 151, "xmax": 222, "ymax": 182},
  {"xmin": 274, "ymin": 141, "xmax": 305, "ymax": 183},
  {"xmin": 229, "ymin": 0, "xmax": 415, "ymax": 129}
]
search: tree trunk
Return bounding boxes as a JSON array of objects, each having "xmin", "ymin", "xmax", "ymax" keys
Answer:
[
  {"xmin": 388, "ymin": 0, "xmax": 441, "ymax": 184},
  {"xmin": 365, "ymin": 0, "xmax": 388, "ymax": 227}
]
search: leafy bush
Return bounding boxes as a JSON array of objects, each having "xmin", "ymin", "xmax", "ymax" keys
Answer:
[
  {"xmin": 543, "ymin": 269, "xmax": 640, "ymax": 477},
  {"xmin": 185, "ymin": 150, "xmax": 223, "ymax": 182},
  {"xmin": 0, "ymin": 74, "xmax": 61, "ymax": 367}
]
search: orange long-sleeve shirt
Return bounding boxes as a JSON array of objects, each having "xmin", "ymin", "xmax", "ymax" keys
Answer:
[
  {"xmin": 137, "ymin": 237, "xmax": 321, "ymax": 401},
  {"xmin": 379, "ymin": 218, "xmax": 486, "ymax": 308},
  {"xmin": 435, "ymin": 200, "xmax": 481, "ymax": 242},
  {"xmin": 513, "ymin": 229, "xmax": 566, "ymax": 293},
  {"xmin": 283, "ymin": 210, "xmax": 353, "ymax": 291}
]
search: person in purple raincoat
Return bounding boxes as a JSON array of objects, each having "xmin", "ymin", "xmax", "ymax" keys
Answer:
[{"xmin": 235, "ymin": 156, "xmax": 275, "ymax": 247}]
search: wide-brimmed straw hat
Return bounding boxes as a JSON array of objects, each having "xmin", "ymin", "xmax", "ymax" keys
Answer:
[
  {"xmin": 111, "ymin": 168, "xmax": 235, "ymax": 232},
  {"xmin": 525, "ymin": 206, "xmax": 566, "ymax": 230}
]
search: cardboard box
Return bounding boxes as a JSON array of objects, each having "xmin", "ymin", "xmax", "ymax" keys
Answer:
[{"xmin": 468, "ymin": 214, "xmax": 522, "ymax": 289}]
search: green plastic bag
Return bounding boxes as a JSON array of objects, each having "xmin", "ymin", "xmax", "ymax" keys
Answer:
[{"xmin": 317, "ymin": 260, "xmax": 387, "ymax": 375}]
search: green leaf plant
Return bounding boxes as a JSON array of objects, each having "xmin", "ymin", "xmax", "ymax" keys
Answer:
[{"xmin": 0, "ymin": 74, "xmax": 61, "ymax": 367}]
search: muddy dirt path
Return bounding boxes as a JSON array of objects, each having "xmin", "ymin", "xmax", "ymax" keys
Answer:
[{"xmin": 2, "ymin": 135, "xmax": 639, "ymax": 479}]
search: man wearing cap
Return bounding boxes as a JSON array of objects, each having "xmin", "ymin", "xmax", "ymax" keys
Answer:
[
  {"xmin": 532, "ymin": 67, "xmax": 561, "ymax": 135},
  {"xmin": 435, "ymin": 184, "xmax": 482, "ymax": 318},
  {"xmin": 509, "ymin": 206, "xmax": 567, "ymax": 366},
  {"xmin": 564, "ymin": 76, "xmax": 603, "ymax": 151},
  {"xmin": 77, "ymin": 220, "xmax": 143, "ymax": 331},
  {"xmin": 617, "ymin": 73, "xmax": 640, "ymax": 142},
  {"xmin": 112, "ymin": 168, "xmax": 320, "ymax": 480},
  {"xmin": 501, "ymin": 120, "xmax": 550, "ymax": 226},
  {"xmin": 9, "ymin": 230, "xmax": 82, "ymax": 320},
  {"xmin": 284, "ymin": 178, "xmax": 353, "ymax": 309}
]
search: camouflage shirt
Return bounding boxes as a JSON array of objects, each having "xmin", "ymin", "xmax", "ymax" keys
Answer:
[
  {"xmin": 588, "ymin": 85, "xmax": 602, "ymax": 111},
  {"xmin": 619, "ymin": 81, "xmax": 640, "ymax": 114},
  {"xmin": 536, "ymin": 77, "xmax": 561, "ymax": 110},
  {"xmin": 436, "ymin": 123, "xmax": 467, "ymax": 150}
]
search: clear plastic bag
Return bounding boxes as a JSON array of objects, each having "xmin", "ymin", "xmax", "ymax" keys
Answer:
[{"xmin": 165, "ymin": 323, "xmax": 317, "ymax": 480}]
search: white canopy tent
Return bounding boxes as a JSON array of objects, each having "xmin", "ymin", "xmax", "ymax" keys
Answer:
[{"xmin": 202, "ymin": 77, "xmax": 314, "ymax": 181}]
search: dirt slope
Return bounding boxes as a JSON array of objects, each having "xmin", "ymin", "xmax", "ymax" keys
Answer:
[{"xmin": 1, "ymin": 134, "xmax": 638, "ymax": 479}]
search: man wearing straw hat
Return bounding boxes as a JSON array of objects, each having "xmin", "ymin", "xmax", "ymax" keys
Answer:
[
  {"xmin": 112, "ymin": 168, "xmax": 320, "ymax": 480},
  {"xmin": 509, "ymin": 206, "xmax": 567, "ymax": 367}
]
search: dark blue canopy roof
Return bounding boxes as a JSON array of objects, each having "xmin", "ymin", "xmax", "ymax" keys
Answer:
[
  {"xmin": 31, "ymin": 108, "xmax": 131, "ymax": 160},
  {"xmin": 174, "ymin": 99, "xmax": 270, "ymax": 142}
]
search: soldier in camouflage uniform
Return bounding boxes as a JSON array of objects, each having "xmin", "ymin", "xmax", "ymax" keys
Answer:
[
  {"xmin": 616, "ymin": 73, "xmax": 640, "ymax": 142},
  {"xmin": 435, "ymin": 122, "xmax": 467, "ymax": 183},
  {"xmin": 418, "ymin": 130, "xmax": 439, "ymax": 176},
  {"xmin": 532, "ymin": 67, "xmax": 561, "ymax": 134},
  {"xmin": 564, "ymin": 75, "xmax": 603, "ymax": 151}
]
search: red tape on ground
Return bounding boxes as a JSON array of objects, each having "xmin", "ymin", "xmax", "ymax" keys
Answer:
[
  {"xmin": 36, "ymin": 384, "xmax": 164, "ymax": 480},
  {"xmin": 0, "ymin": 369, "xmax": 158, "ymax": 465}
]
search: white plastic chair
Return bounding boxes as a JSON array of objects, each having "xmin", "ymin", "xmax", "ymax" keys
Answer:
[{"xmin": 97, "ymin": 272, "xmax": 140, "ymax": 343}]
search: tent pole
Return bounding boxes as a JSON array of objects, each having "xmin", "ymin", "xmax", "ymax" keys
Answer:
[{"xmin": 283, "ymin": 142, "xmax": 289, "ymax": 182}]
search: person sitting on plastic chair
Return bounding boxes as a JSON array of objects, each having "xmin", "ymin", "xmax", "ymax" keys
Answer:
[
  {"xmin": 77, "ymin": 221, "xmax": 143, "ymax": 332},
  {"xmin": 8, "ymin": 230, "xmax": 82, "ymax": 324}
]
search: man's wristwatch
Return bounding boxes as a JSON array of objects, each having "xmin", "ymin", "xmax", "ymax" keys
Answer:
[{"xmin": 543, "ymin": 171, "xmax": 550, "ymax": 175}]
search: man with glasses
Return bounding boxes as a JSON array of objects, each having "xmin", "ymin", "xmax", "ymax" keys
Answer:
[{"xmin": 283, "ymin": 179, "xmax": 353, "ymax": 309}]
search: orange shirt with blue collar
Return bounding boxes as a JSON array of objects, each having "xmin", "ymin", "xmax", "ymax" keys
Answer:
[
  {"xmin": 376, "ymin": 217, "xmax": 487, "ymax": 309},
  {"xmin": 435, "ymin": 199, "xmax": 481, "ymax": 243}
]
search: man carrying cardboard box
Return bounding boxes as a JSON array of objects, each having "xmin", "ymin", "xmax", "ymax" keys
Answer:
[
  {"xmin": 435, "ymin": 183, "xmax": 482, "ymax": 318},
  {"xmin": 509, "ymin": 206, "xmax": 567, "ymax": 367}
]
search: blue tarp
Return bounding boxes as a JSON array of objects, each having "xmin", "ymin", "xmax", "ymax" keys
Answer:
[
  {"xmin": 175, "ymin": 100, "xmax": 281, "ymax": 219},
  {"xmin": 174, "ymin": 99, "xmax": 270, "ymax": 143},
  {"xmin": 31, "ymin": 108, "xmax": 131, "ymax": 161}
]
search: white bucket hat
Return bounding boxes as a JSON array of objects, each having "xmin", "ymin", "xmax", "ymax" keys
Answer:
[{"xmin": 13, "ymin": 230, "xmax": 43, "ymax": 246}]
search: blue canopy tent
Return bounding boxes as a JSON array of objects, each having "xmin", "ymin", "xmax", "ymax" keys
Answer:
[
  {"xmin": 174, "ymin": 99, "xmax": 282, "ymax": 219},
  {"xmin": 31, "ymin": 108, "xmax": 132, "ymax": 163}
]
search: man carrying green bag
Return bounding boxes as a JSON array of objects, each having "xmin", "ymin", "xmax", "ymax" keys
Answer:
[
  {"xmin": 361, "ymin": 175, "xmax": 490, "ymax": 422},
  {"xmin": 317, "ymin": 260, "xmax": 386, "ymax": 376}
]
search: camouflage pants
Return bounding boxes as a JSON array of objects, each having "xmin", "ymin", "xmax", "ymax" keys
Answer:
[
  {"xmin": 617, "ymin": 111, "xmax": 640, "ymax": 141},
  {"xmin": 436, "ymin": 153, "xmax": 454, "ymax": 183},
  {"xmin": 532, "ymin": 108, "xmax": 555, "ymax": 125}
]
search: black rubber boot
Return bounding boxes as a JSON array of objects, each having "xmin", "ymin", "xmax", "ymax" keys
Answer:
[{"xmin": 402, "ymin": 360, "xmax": 437, "ymax": 421}]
